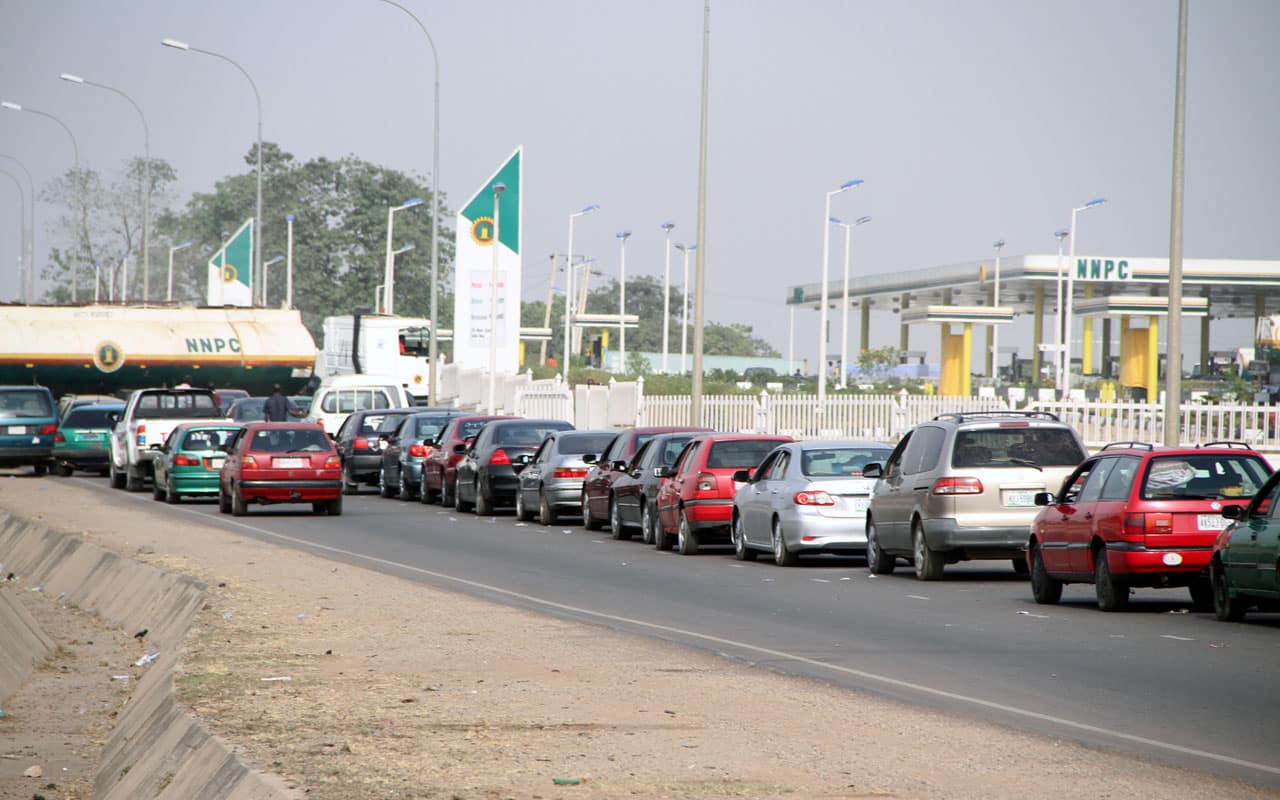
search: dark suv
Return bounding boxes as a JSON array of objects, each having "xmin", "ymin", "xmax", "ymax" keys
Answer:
[{"xmin": 0, "ymin": 386, "xmax": 58, "ymax": 475}]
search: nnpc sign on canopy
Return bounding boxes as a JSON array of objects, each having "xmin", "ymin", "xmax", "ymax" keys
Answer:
[{"xmin": 1074, "ymin": 258, "xmax": 1131, "ymax": 281}]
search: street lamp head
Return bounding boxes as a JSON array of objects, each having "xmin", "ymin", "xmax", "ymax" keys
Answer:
[
  {"xmin": 176, "ymin": 241, "xmax": 193, "ymax": 250},
  {"xmin": 829, "ymin": 216, "xmax": 842, "ymax": 224},
  {"xmin": 265, "ymin": 255, "xmax": 284, "ymax": 266},
  {"xmin": 161, "ymin": 38, "xmax": 191, "ymax": 51},
  {"xmin": 616, "ymin": 230, "xmax": 632, "ymax": 240},
  {"xmin": 993, "ymin": 239, "xmax": 1006, "ymax": 249},
  {"xmin": 394, "ymin": 243, "xmax": 416, "ymax": 254},
  {"xmin": 286, "ymin": 214, "xmax": 295, "ymax": 223},
  {"xmin": 1083, "ymin": 197, "xmax": 1107, "ymax": 209},
  {"xmin": 402, "ymin": 197, "xmax": 424, "ymax": 208},
  {"xmin": 492, "ymin": 183, "xmax": 505, "ymax": 197},
  {"xmin": 59, "ymin": 73, "xmax": 85, "ymax": 84},
  {"xmin": 1054, "ymin": 229, "xmax": 1070, "ymax": 239},
  {"xmin": 581, "ymin": 203, "xmax": 599, "ymax": 214},
  {"xmin": 855, "ymin": 216, "xmax": 872, "ymax": 225},
  {"xmin": 1, "ymin": 101, "xmax": 20, "ymax": 111},
  {"xmin": 660, "ymin": 221, "xmax": 675, "ymax": 232},
  {"xmin": 836, "ymin": 178, "xmax": 864, "ymax": 193}
]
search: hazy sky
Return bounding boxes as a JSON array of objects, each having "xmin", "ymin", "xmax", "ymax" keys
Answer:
[{"xmin": 2, "ymin": 1, "xmax": 1278, "ymax": 366}]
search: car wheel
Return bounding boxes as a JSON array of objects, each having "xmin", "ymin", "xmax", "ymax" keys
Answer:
[
  {"xmin": 640, "ymin": 501, "xmax": 656, "ymax": 545},
  {"xmin": 165, "ymin": 477, "xmax": 181, "ymax": 504},
  {"xmin": 33, "ymin": 462, "xmax": 48, "ymax": 476},
  {"xmin": 152, "ymin": 478, "xmax": 166, "ymax": 501},
  {"xmin": 866, "ymin": 517, "xmax": 896, "ymax": 575},
  {"xmin": 218, "ymin": 486, "xmax": 231, "ymax": 514},
  {"xmin": 655, "ymin": 509, "xmax": 674, "ymax": 551},
  {"xmin": 342, "ymin": 465, "xmax": 359, "ymax": 495},
  {"xmin": 327, "ymin": 494, "xmax": 343, "ymax": 516},
  {"xmin": 582, "ymin": 493, "xmax": 603, "ymax": 530},
  {"xmin": 609, "ymin": 497, "xmax": 630, "ymax": 540},
  {"xmin": 124, "ymin": 465, "xmax": 144, "ymax": 492},
  {"xmin": 773, "ymin": 518, "xmax": 798, "ymax": 566},
  {"xmin": 538, "ymin": 490, "xmax": 558, "ymax": 526},
  {"xmin": 54, "ymin": 463, "xmax": 73, "ymax": 477},
  {"xmin": 912, "ymin": 521, "xmax": 944, "ymax": 581},
  {"xmin": 1094, "ymin": 549, "xmax": 1129, "ymax": 611},
  {"xmin": 378, "ymin": 469, "xmax": 394, "ymax": 498},
  {"xmin": 440, "ymin": 476, "xmax": 453, "ymax": 507},
  {"xmin": 1212, "ymin": 560, "xmax": 1247, "ymax": 622},
  {"xmin": 1188, "ymin": 577, "xmax": 1214, "ymax": 611},
  {"xmin": 231, "ymin": 485, "xmax": 248, "ymax": 517},
  {"xmin": 312, "ymin": 501, "xmax": 327, "ymax": 514},
  {"xmin": 110, "ymin": 460, "xmax": 126, "ymax": 490},
  {"xmin": 419, "ymin": 472, "xmax": 434, "ymax": 505},
  {"xmin": 1011, "ymin": 557, "xmax": 1029, "ymax": 576},
  {"xmin": 454, "ymin": 479, "xmax": 473, "ymax": 512},
  {"xmin": 676, "ymin": 511, "xmax": 699, "ymax": 556},
  {"xmin": 1029, "ymin": 545, "xmax": 1063, "ymax": 605},
  {"xmin": 474, "ymin": 480, "xmax": 492, "ymax": 515},
  {"xmin": 516, "ymin": 488, "xmax": 534, "ymax": 522},
  {"xmin": 398, "ymin": 471, "xmax": 414, "ymax": 501},
  {"xmin": 733, "ymin": 515, "xmax": 757, "ymax": 562}
]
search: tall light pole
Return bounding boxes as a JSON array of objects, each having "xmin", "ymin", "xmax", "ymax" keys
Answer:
[
  {"xmin": 660, "ymin": 221, "xmax": 675, "ymax": 373},
  {"xmin": 161, "ymin": 39, "xmax": 263, "ymax": 305},
  {"xmin": 0, "ymin": 156, "xmax": 34, "ymax": 303},
  {"xmin": 285, "ymin": 214, "xmax": 295, "ymax": 310},
  {"xmin": 373, "ymin": 0, "xmax": 443, "ymax": 404},
  {"xmin": 817, "ymin": 179, "xmax": 864, "ymax": 414},
  {"xmin": 60, "ymin": 73, "xmax": 150, "ymax": 302},
  {"xmin": 991, "ymin": 239, "xmax": 1005, "ymax": 382},
  {"xmin": 1062, "ymin": 197, "xmax": 1107, "ymax": 397},
  {"xmin": 616, "ymin": 230, "xmax": 632, "ymax": 373},
  {"xmin": 0, "ymin": 169, "xmax": 25, "ymax": 303},
  {"xmin": 384, "ymin": 243, "xmax": 416, "ymax": 311},
  {"xmin": 830, "ymin": 214, "xmax": 871, "ymax": 389},
  {"xmin": 563, "ymin": 204, "xmax": 599, "ymax": 369},
  {"xmin": 1052, "ymin": 229, "xmax": 1069, "ymax": 386},
  {"xmin": 1164, "ymin": 0, "xmax": 1189, "ymax": 446},
  {"xmin": 689, "ymin": 0, "xmax": 711, "ymax": 426},
  {"xmin": 674, "ymin": 243, "xmax": 696, "ymax": 373},
  {"xmin": 488, "ymin": 182, "xmax": 506, "ymax": 414},
  {"xmin": 167, "ymin": 241, "xmax": 193, "ymax": 302},
  {"xmin": 383, "ymin": 197, "xmax": 423, "ymax": 316},
  {"xmin": 261, "ymin": 254, "xmax": 284, "ymax": 306},
  {"xmin": 2, "ymin": 101, "xmax": 80, "ymax": 302}
]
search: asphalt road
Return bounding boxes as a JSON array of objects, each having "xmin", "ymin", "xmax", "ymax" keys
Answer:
[{"xmin": 68, "ymin": 476, "xmax": 1280, "ymax": 789}]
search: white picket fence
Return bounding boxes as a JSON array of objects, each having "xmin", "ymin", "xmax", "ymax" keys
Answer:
[{"xmin": 1027, "ymin": 399, "xmax": 1276, "ymax": 450}]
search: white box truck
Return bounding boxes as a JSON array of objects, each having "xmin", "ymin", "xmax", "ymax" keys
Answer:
[{"xmin": 320, "ymin": 314, "xmax": 435, "ymax": 404}]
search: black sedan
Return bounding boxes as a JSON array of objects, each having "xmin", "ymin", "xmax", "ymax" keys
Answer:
[
  {"xmin": 378, "ymin": 410, "xmax": 464, "ymax": 500},
  {"xmin": 334, "ymin": 407, "xmax": 418, "ymax": 494},
  {"xmin": 607, "ymin": 432, "xmax": 701, "ymax": 543},
  {"xmin": 453, "ymin": 418, "xmax": 574, "ymax": 515}
]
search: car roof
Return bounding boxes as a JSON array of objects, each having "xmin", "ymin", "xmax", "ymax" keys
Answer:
[
  {"xmin": 688, "ymin": 433, "xmax": 792, "ymax": 443},
  {"xmin": 633, "ymin": 426, "xmax": 713, "ymax": 434},
  {"xmin": 793, "ymin": 439, "xmax": 894, "ymax": 451},
  {"xmin": 484, "ymin": 418, "xmax": 572, "ymax": 427},
  {"xmin": 243, "ymin": 421, "xmax": 327, "ymax": 431},
  {"xmin": 449, "ymin": 414, "xmax": 517, "ymax": 423},
  {"xmin": 172, "ymin": 421, "xmax": 244, "ymax": 431},
  {"xmin": 930, "ymin": 410, "xmax": 1065, "ymax": 426},
  {"xmin": 67, "ymin": 402, "xmax": 125, "ymax": 411},
  {"xmin": 349, "ymin": 407, "xmax": 418, "ymax": 418},
  {"xmin": 1095, "ymin": 442, "xmax": 1262, "ymax": 457}
]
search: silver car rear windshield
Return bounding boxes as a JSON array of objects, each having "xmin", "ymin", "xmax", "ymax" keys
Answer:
[
  {"xmin": 1140, "ymin": 453, "xmax": 1270, "ymax": 500},
  {"xmin": 802, "ymin": 447, "xmax": 892, "ymax": 477},
  {"xmin": 952, "ymin": 427, "xmax": 1085, "ymax": 468}
]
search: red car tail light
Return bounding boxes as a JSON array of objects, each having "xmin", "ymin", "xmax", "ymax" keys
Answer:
[
  {"xmin": 1145, "ymin": 512, "xmax": 1174, "ymax": 534},
  {"xmin": 324, "ymin": 455, "xmax": 342, "ymax": 469},
  {"xmin": 553, "ymin": 467, "xmax": 588, "ymax": 479},
  {"xmin": 489, "ymin": 448, "xmax": 511, "ymax": 466},
  {"xmin": 352, "ymin": 436, "xmax": 369, "ymax": 450},
  {"xmin": 242, "ymin": 455, "xmax": 259, "ymax": 468},
  {"xmin": 1122, "ymin": 513, "xmax": 1146, "ymax": 540},
  {"xmin": 409, "ymin": 444, "xmax": 427, "ymax": 457},
  {"xmin": 173, "ymin": 454, "xmax": 198, "ymax": 466},
  {"xmin": 136, "ymin": 423, "xmax": 146, "ymax": 445},
  {"xmin": 696, "ymin": 472, "xmax": 717, "ymax": 493},
  {"xmin": 40, "ymin": 423, "xmax": 58, "ymax": 436},
  {"xmin": 794, "ymin": 490, "xmax": 836, "ymax": 506},
  {"xmin": 54, "ymin": 431, "xmax": 65, "ymax": 443},
  {"xmin": 932, "ymin": 477, "xmax": 983, "ymax": 495}
]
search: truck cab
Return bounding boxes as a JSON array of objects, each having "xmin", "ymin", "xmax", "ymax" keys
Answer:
[{"xmin": 108, "ymin": 388, "xmax": 223, "ymax": 491}]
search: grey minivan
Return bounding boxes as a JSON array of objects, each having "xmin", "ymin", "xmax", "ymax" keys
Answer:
[{"xmin": 863, "ymin": 411, "xmax": 1087, "ymax": 580}]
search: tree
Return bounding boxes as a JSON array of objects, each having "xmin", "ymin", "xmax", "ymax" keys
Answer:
[{"xmin": 857, "ymin": 345, "xmax": 903, "ymax": 376}]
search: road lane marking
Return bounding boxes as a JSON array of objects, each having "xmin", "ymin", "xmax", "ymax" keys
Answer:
[
  {"xmin": 1160, "ymin": 635, "xmax": 1195, "ymax": 641},
  {"xmin": 80, "ymin": 480, "xmax": 1280, "ymax": 779},
  {"xmin": 906, "ymin": 594, "xmax": 930, "ymax": 601}
]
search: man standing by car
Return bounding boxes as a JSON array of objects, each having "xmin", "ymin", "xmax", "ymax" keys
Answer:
[{"xmin": 264, "ymin": 384, "xmax": 304, "ymax": 422}]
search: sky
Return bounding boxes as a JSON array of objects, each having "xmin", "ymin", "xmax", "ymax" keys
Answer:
[{"xmin": 2, "ymin": 0, "xmax": 1278, "ymax": 368}]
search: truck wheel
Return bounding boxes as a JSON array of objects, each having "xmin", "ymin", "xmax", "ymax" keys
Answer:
[
  {"xmin": 125, "ymin": 465, "xmax": 145, "ymax": 492},
  {"xmin": 110, "ymin": 461, "xmax": 126, "ymax": 490}
]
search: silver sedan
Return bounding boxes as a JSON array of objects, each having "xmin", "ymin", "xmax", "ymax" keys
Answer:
[
  {"xmin": 514, "ymin": 429, "xmax": 617, "ymax": 525},
  {"xmin": 731, "ymin": 440, "xmax": 893, "ymax": 566}
]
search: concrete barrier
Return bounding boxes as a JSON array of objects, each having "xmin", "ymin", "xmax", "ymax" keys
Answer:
[{"xmin": 0, "ymin": 511, "xmax": 294, "ymax": 800}]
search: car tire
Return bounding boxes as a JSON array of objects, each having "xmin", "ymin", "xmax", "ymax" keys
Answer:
[
  {"xmin": 378, "ymin": 469, "xmax": 394, "ymax": 498},
  {"xmin": 125, "ymin": 465, "xmax": 144, "ymax": 492},
  {"xmin": 152, "ymin": 479, "xmax": 166, "ymax": 501},
  {"xmin": 912, "ymin": 522, "xmax": 944, "ymax": 581},
  {"xmin": 609, "ymin": 497, "xmax": 630, "ymax": 540},
  {"xmin": 398, "ymin": 471, "xmax": 414, "ymax": 501},
  {"xmin": 110, "ymin": 461, "xmax": 126, "ymax": 489},
  {"xmin": 866, "ymin": 518, "xmax": 896, "ymax": 575},
  {"xmin": 231, "ymin": 485, "xmax": 248, "ymax": 517},
  {"xmin": 640, "ymin": 501, "xmax": 656, "ymax": 546},
  {"xmin": 54, "ymin": 463, "xmax": 73, "ymax": 477},
  {"xmin": 474, "ymin": 480, "xmax": 492, "ymax": 515},
  {"xmin": 218, "ymin": 486, "xmax": 231, "ymax": 514},
  {"xmin": 165, "ymin": 477, "xmax": 181, "ymax": 504},
  {"xmin": 1029, "ymin": 545, "xmax": 1063, "ymax": 605},
  {"xmin": 1188, "ymin": 577, "xmax": 1214, "ymax": 611},
  {"xmin": 516, "ymin": 488, "xmax": 534, "ymax": 522},
  {"xmin": 342, "ymin": 465, "xmax": 359, "ymax": 495},
  {"xmin": 676, "ymin": 511, "xmax": 699, "ymax": 556},
  {"xmin": 538, "ymin": 490, "xmax": 558, "ymax": 526},
  {"xmin": 327, "ymin": 494, "xmax": 343, "ymax": 516},
  {"xmin": 312, "ymin": 501, "xmax": 327, "ymax": 514},
  {"xmin": 733, "ymin": 515, "xmax": 757, "ymax": 562},
  {"xmin": 582, "ymin": 493, "xmax": 603, "ymax": 530},
  {"xmin": 454, "ymin": 479, "xmax": 473, "ymax": 513},
  {"xmin": 420, "ymin": 473, "xmax": 435, "ymax": 505},
  {"xmin": 773, "ymin": 518, "xmax": 798, "ymax": 566},
  {"xmin": 1212, "ymin": 560, "xmax": 1247, "ymax": 622},
  {"xmin": 1011, "ymin": 557, "xmax": 1029, "ymax": 576},
  {"xmin": 33, "ymin": 462, "xmax": 48, "ymax": 476},
  {"xmin": 440, "ymin": 476, "xmax": 453, "ymax": 508},
  {"xmin": 1094, "ymin": 549, "xmax": 1129, "ymax": 611},
  {"xmin": 655, "ymin": 510, "xmax": 674, "ymax": 551}
]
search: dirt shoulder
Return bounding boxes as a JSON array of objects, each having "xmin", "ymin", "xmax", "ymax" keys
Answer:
[{"xmin": 0, "ymin": 476, "xmax": 1272, "ymax": 800}]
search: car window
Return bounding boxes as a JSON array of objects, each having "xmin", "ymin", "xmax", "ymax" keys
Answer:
[
  {"xmin": 599, "ymin": 434, "xmax": 623, "ymax": 463},
  {"xmin": 1099, "ymin": 456, "xmax": 1140, "ymax": 501},
  {"xmin": 1078, "ymin": 458, "xmax": 1117, "ymax": 504},
  {"xmin": 706, "ymin": 439, "xmax": 785, "ymax": 470},
  {"xmin": 952, "ymin": 426, "xmax": 1085, "ymax": 468},
  {"xmin": 631, "ymin": 440, "xmax": 654, "ymax": 470},
  {"xmin": 674, "ymin": 441, "xmax": 701, "ymax": 476},
  {"xmin": 457, "ymin": 419, "xmax": 489, "ymax": 440},
  {"xmin": 561, "ymin": 432, "xmax": 616, "ymax": 456},
  {"xmin": 882, "ymin": 432, "xmax": 912, "ymax": 478},
  {"xmin": 0, "ymin": 389, "xmax": 54, "ymax": 419},
  {"xmin": 183, "ymin": 428, "xmax": 238, "ymax": 451},
  {"xmin": 801, "ymin": 447, "xmax": 892, "ymax": 477},
  {"xmin": 767, "ymin": 451, "xmax": 790, "ymax": 480},
  {"xmin": 134, "ymin": 392, "xmax": 220, "ymax": 420},
  {"xmin": 659, "ymin": 435, "xmax": 696, "ymax": 467},
  {"xmin": 531, "ymin": 439, "xmax": 552, "ymax": 464},
  {"xmin": 1059, "ymin": 461, "xmax": 1095, "ymax": 504},
  {"xmin": 359, "ymin": 413, "xmax": 408, "ymax": 436},
  {"xmin": 496, "ymin": 424, "xmax": 566, "ymax": 447},
  {"xmin": 320, "ymin": 392, "xmax": 338, "ymax": 414},
  {"xmin": 752, "ymin": 450, "xmax": 779, "ymax": 481},
  {"xmin": 1259, "ymin": 476, "xmax": 1280, "ymax": 518},
  {"xmin": 1141, "ymin": 454, "xmax": 1271, "ymax": 500},
  {"xmin": 62, "ymin": 407, "xmax": 121, "ymax": 428},
  {"xmin": 413, "ymin": 416, "xmax": 452, "ymax": 442},
  {"xmin": 248, "ymin": 427, "xmax": 331, "ymax": 453},
  {"xmin": 902, "ymin": 426, "xmax": 944, "ymax": 475}
]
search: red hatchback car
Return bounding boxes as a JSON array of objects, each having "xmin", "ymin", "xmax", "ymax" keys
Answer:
[
  {"xmin": 581, "ymin": 426, "xmax": 711, "ymax": 530},
  {"xmin": 419, "ymin": 415, "xmax": 516, "ymax": 506},
  {"xmin": 655, "ymin": 433, "xmax": 792, "ymax": 555},
  {"xmin": 218, "ymin": 422, "xmax": 343, "ymax": 516},
  {"xmin": 1028, "ymin": 442, "xmax": 1271, "ymax": 611}
]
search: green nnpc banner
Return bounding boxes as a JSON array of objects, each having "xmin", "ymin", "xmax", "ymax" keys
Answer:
[{"xmin": 206, "ymin": 219, "xmax": 254, "ymax": 306}]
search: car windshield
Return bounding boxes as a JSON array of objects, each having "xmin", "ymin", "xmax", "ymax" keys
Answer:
[
  {"xmin": 1140, "ymin": 453, "xmax": 1271, "ymax": 500},
  {"xmin": 134, "ymin": 392, "xmax": 221, "ymax": 420},
  {"xmin": 496, "ymin": 424, "xmax": 567, "ymax": 447},
  {"xmin": 248, "ymin": 428, "xmax": 332, "ymax": 453},
  {"xmin": 230, "ymin": 399, "xmax": 267, "ymax": 421},
  {"xmin": 182, "ymin": 428, "xmax": 239, "ymax": 451},
  {"xmin": 658, "ymin": 436, "xmax": 696, "ymax": 467},
  {"xmin": 62, "ymin": 407, "xmax": 121, "ymax": 428},
  {"xmin": 358, "ymin": 412, "xmax": 409, "ymax": 436},
  {"xmin": 801, "ymin": 447, "xmax": 893, "ymax": 477},
  {"xmin": 706, "ymin": 440, "xmax": 786, "ymax": 469},
  {"xmin": 560, "ymin": 432, "xmax": 615, "ymax": 455},
  {"xmin": 951, "ymin": 427, "xmax": 1085, "ymax": 468},
  {"xmin": 0, "ymin": 390, "xmax": 53, "ymax": 419},
  {"xmin": 413, "ymin": 416, "xmax": 453, "ymax": 440},
  {"xmin": 457, "ymin": 419, "xmax": 490, "ymax": 440}
]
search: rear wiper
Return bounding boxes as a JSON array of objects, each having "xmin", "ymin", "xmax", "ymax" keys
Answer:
[{"xmin": 1006, "ymin": 457, "xmax": 1043, "ymax": 472}]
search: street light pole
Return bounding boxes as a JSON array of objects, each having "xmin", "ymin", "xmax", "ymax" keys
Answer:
[
  {"xmin": 660, "ymin": 221, "xmax": 675, "ymax": 373},
  {"xmin": 830, "ymin": 214, "xmax": 871, "ymax": 390},
  {"xmin": 262, "ymin": 255, "xmax": 284, "ymax": 306},
  {"xmin": 285, "ymin": 214, "xmax": 295, "ymax": 309},
  {"xmin": 60, "ymin": 73, "xmax": 151, "ymax": 303},
  {"xmin": 616, "ymin": 230, "xmax": 632, "ymax": 373},
  {"xmin": 1164, "ymin": 0, "xmax": 1189, "ymax": 446},
  {"xmin": 0, "ymin": 156, "xmax": 34, "ymax": 304},
  {"xmin": 1062, "ymin": 198, "xmax": 1107, "ymax": 397},
  {"xmin": 991, "ymin": 239, "xmax": 1005, "ymax": 382},
  {"xmin": 488, "ymin": 183, "xmax": 506, "ymax": 414},
  {"xmin": 167, "ymin": 241, "xmax": 193, "ymax": 302},
  {"xmin": 383, "ymin": 197, "xmax": 423, "ymax": 316},
  {"xmin": 161, "ymin": 39, "xmax": 263, "ymax": 304},
  {"xmin": 675, "ymin": 243, "xmax": 695, "ymax": 373},
  {"xmin": 0, "ymin": 169, "xmax": 25, "ymax": 303},
  {"xmin": 562, "ymin": 204, "xmax": 599, "ymax": 371},
  {"xmin": 817, "ymin": 179, "xmax": 863, "ymax": 416},
  {"xmin": 689, "ymin": 0, "xmax": 711, "ymax": 426}
]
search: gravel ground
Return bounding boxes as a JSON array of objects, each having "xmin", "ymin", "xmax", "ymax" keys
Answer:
[{"xmin": 1, "ymin": 475, "xmax": 1275, "ymax": 800}]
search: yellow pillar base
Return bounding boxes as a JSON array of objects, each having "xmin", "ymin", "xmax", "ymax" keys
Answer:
[
  {"xmin": 1146, "ymin": 316, "xmax": 1160, "ymax": 402},
  {"xmin": 939, "ymin": 324, "xmax": 972, "ymax": 396},
  {"xmin": 1082, "ymin": 285, "xmax": 1095, "ymax": 375}
]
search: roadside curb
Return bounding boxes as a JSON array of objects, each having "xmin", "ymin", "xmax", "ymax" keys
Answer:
[{"xmin": 0, "ymin": 510, "xmax": 295, "ymax": 800}]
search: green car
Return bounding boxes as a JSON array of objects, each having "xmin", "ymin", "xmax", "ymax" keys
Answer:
[
  {"xmin": 53, "ymin": 402, "xmax": 125, "ymax": 476},
  {"xmin": 152, "ymin": 423, "xmax": 243, "ymax": 503},
  {"xmin": 1212, "ymin": 470, "xmax": 1280, "ymax": 622}
]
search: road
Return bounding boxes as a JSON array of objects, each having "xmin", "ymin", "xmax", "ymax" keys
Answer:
[{"xmin": 71, "ymin": 476, "xmax": 1280, "ymax": 790}]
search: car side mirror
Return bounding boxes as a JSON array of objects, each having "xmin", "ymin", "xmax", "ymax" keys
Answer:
[
  {"xmin": 453, "ymin": 443, "xmax": 467, "ymax": 455},
  {"xmin": 732, "ymin": 469, "xmax": 751, "ymax": 483},
  {"xmin": 1034, "ymin": 492, "xmax": 1054, "ymax": 506},
  {"xmin": 1222, "ymin": 504, "xmax": 1245, "ymax": 520},
  {"xmin": 106, "ymin": 411, "xmax": 119, "ymax": 425},
  {"xmin": 862, "ymin": 462, "xmax": 883, "ymax": 478},
  {"xmin": 583, "ymin": 453, "xmax": 597, "ymax": 465},
  {"xmin": 659, "ymin": 466, "xmax": 676, "ymax": 479},
  {"xmin": 652, "ymin": 466, "xmax": 666, "ymax": 478}
]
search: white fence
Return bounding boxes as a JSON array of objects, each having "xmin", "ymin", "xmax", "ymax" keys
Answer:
[{"xmin": 1027, "ymin": 399, "xmax": 1276, "ymax": 449}]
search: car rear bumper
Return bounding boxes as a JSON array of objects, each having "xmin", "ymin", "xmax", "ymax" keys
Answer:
[
  {"xmin": 544, "ymin": 480, "xmax": 585, "ymax": 508},
  {"xmin": 345, "ymin": 453, "xmax": 383, "ymax": 479},
  {"xmin": 1103, "ymin": 543, "xmax": 1213, "ymax": 580},
  {"xmin": 685, "ymin": 498, "xmax": 734, "ymax": 529},
  {"xmin": 53, "ymin": 445, "xmax": 108, "ymax": 466},
  {"xmin": 172, "ymin": 472, "xmax": 222, "ymax": 494},
  {"xmin": 780, "ymin": 510, "xmax": 869, "ymax": 550},
  {"xmin": 485, "ymin": 472, "xmax": 520, "ymax": 499},
  {"xmin": 238, "ymin": 479, "xmax": 342, "ymax": 501},
  {"xmin": 921, "ymin": 518, "xmax": 1029, "ymax": 558},
  {"xmin": 0, "ymin": 444, "xmax": 54, "ymax": 467}
]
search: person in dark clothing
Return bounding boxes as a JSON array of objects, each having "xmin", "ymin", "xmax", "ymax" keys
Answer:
[{"xmin": 264, "ymin": 384, "xmax": 303, "ymax": 422}]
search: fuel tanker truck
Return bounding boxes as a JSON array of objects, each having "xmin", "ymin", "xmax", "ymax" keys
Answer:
[{"xmin": 0, "ymin": 305, "xmax": 316, "ymax": 398}]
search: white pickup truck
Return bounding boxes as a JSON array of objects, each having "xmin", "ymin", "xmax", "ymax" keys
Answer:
[{"xmin": 108, "ymin": 388, "xmax": 226, "ymax": 491}]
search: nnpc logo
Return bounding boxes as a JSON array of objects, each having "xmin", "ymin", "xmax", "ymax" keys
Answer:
[{"xmin": 185, "ymin": 337, "xmax": 242, "ymax": 354}]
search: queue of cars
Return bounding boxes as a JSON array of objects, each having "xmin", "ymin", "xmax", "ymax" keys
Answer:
[{"xmin": 4, "ymin": 381, "xmax": 1277, "ymax": 623}]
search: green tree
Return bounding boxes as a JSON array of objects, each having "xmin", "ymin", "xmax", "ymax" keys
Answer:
[{"xmin": 856, "ymin": 345, "xmax": 903, "ymax": 376}]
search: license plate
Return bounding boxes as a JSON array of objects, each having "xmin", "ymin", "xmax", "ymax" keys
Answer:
[
  {"xmin": 849, "ymin": 497, "xmax": 871, "ymax": 514},
  {"xmin": 207, "ymin": 458, "xmax": 225, "ymax": 470},
  {"xmin": 1198, "ymin": 514, "xmax": 1231, "ymax": 531},
  {"xmin": 6, "ymin": 425, "xmax": 29, "ymax": 435},
  {"xmin": 1004, "ymin": 491, "xmax": 1037, "ymax": 508},
  {"xmin": 274, "ymin": 457, "xmax": 306, "ymax": 468}
]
